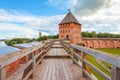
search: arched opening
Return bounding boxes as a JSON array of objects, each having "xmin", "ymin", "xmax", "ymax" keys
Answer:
[
  {"xmin": 84, "ymin": 41, "xmax": 88, "ymax": 47},
  {"xmin": 90, "ymin": 46, "xmax": 93, "ymax": 48},
  {"xmin": 66, "ymin": 35, "xmax": 69, "ymax": 40},
  {"xmin": 117, "ymin": 47, "xmax": 120, "ymax": 49},
  {"xmin": 77, "ymin": 43, "xmax": 85, "ymax": 47}
]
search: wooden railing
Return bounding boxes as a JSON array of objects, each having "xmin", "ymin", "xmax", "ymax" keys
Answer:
[
  {"xmin": 0, "ymin": 40, "xmax": 54, "ymax": 80},
  {"xmin": 1, "ymin": 39, "xmax": 119, "ymax": 80},
  {"xmin": 61, "ymin": 40, "xmax": 120, "ymax": 80}
]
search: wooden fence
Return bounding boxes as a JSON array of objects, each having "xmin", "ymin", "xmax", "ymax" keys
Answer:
[
  {"xmin": 1, "ymin": 39, "xmax": 120, "ymax": 80},
  {"xmin": 61, "ymin": 40, "xmax": 120, "ymax": 80},
  {"xmin": 0, "ymin": 40, "xmax": 53, "ymax": 80}
]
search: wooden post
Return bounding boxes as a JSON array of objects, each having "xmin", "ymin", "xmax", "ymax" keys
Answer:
[
  {"xmin": 82, "ymin": 52, "xmax": 91, "ymax": 77},
  {"xmin": 76, "ymin": 49, "xmax": 82, "ymax": 66},
  {"xmin": 73, "ymin": 49, "xmax": 78, "ymax": 64},
  {"xmin": 76, "ymin": 49, "xmax": 81, "ymax": 56},
  {"xmin": 70, "ymin": 46, "xmax": 74, "ymax": 57},
  {"xmin": 111, "ymin": 65, "xmax": 120, "ymax": 80},
  {"xmin": 70, "ymin": 46, "xmax": 76, "ymax": 63},
  {"xmin": 32, "ymin": 51, "xmax": 36, "ymax": 69},
  {"xmin": 0, "ymin": 66, "xmax": 6, "ymax": 80},
  {"xmin": 67, "ymin": 43, "xmax": 71, "ymax": 54}
]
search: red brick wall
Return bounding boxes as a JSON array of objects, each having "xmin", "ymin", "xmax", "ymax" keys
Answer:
[
  {"xmin": 59, "ymin": 13, "xmax": 120, "ymax": 49},
  {"xmin": 6, "ymin": 55, "xmax": 29, "ymax": 78},
  {"xmin": 34, "ymin": 50, "xmax": 39, "ymax": 55},
  {"xmin": 82, "ymin": 39, "xmax": 120, "ymax": 49},
  {"xmin": 59, "ymin": 23, "xmax": 81, "ymax": 44},
  {"xmin": 6, "ymin": 59, "xmax": 20, "ymax": 78}
]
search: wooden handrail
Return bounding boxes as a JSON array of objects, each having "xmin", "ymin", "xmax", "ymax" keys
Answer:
[
  {"xmin": 1, "ymin": 39, "xmax": 119, "ymax": 80},
  {"xmin": 61, "ymin": 41, "xmax": 120, "ymax": 80},
  {"xmin": 70, "ymin": 44, "xmax": 120, "ymax": 68},
  {"xmin": 71, "ymin": 51, "xmax": 110, "ymax": 80},
  {"xmin": 0, "ymin": 40, "xmax": 54, "ymax": 80}
]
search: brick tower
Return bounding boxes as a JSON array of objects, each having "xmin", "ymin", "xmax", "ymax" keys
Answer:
[{"xmin": 59, "ymin": 11, "xmax": 82, "ymax": 44}]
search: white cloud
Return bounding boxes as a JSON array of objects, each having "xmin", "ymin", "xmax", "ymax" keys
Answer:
[
  {"xmin": 0, "ymin": 9, "xmax": 64, "ymax": 39},
  {"xmin": 45, "ymin": 0, "xmax": 120, "ymax": 34},
  {"xmin": 0, "ymin": 0, "xmax": 120, "ymax": 39},
  {"xmin": 71, "ymin": 0, "xmax": 120, "ymax": 34},
  {"xmin": 72, "ymin": 0, "xmax": 113, "ymax": 16},
  {"xmin": 0, "ymin": 22, "xmax": 38, "ymax": 39}
]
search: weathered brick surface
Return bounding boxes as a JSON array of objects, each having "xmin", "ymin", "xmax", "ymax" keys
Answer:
[
  {"xmin": 82, "ymin": 39, "xmax": 120, "ymax": 49},
  {"xmin": 6, "ymin": 55, "xmax": 29, "ymax": 78},
  {"xmin": 34, "ymin": 49, "xmax": 39, "ymax": 55},
  {"xmin": 6, "ymin": 59, "xmax": 20, "ymax": 78},
  {"xmin": 59, "ymin": 23, "xmax": 81, "ymax": 44}
]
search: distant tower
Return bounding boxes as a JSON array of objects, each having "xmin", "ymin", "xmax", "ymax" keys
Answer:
[
  {"xmin": 39, "ymin": 32, "xmax": 42, "ymax": 37},
  {"xmin": 59, "ymin": 10, "xmax": 82, "ymax": 44}
]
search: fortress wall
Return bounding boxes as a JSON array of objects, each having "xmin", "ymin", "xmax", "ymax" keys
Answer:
[
  {"xmin": 82, "ymin": 38, "xmax": 120, "ymax": 49},
  {"xmin": 116, "ymin": 41, "xmax": 120, "ymax": 48},
  {"xmin": 0, "ymin": 44, "xmax": 45, "ymax": 79},
  {"xmin": 58, "ymin": 11, "xmax": 120, "ymax": 49}
]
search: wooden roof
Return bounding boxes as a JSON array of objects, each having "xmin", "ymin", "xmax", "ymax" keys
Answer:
[{"xmin": 59, "ymin": 11, "xmax": 80, "ymax": 25}]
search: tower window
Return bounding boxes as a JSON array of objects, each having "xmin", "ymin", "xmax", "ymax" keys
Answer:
[{"xmin": 68, "ymin": 23, "xmax": 70, "ymax": 26}]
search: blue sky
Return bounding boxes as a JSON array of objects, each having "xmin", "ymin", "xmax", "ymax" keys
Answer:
[
  {"xmin": 0, "ymin": 0, "xmax": 120, "ymax": 39},
  {"xmin": 0, "ymin": 0, "xmax": 67, "ymax": 16}
]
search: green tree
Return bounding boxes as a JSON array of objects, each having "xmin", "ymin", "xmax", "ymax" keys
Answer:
[
  {"xmin": 82, "ymin": 31, "xmax": 120, "ymax": 38},
  {"xmin": 5, "ymin": 38, "xmax": 31, "ymax": 46},
  {"xmin": 91, "ymin": 31, "xmax": 97, "ymax": 37}
]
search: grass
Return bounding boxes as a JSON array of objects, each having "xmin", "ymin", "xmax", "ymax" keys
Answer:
[
  {"xmin": 96, "ymin": 48, "xmax": 120, "ymax": 70},
  {"xmin": 88, "ymin": 54, "xmax": 111, "ymax": 80},
  {"xmin": 78, "ymin": 54, "xmax": 111, "ymax": 80},
  {"xmin": 77, "ymin": 48, "xmax": 119, "ymax": 80},
  {"xmin": 88, "ymin": 54, "xmax": 111, "ymax": 75},
  {"xmin": 102, "ymin": 61, "xmax": 111, "ymax": 69},
  {"xmin": 89, "ymin": 48, "xmax": 120, "ymax": 80},
  {"xmin": 92, "ymin": 69, "xmax": 104, "ymax": 80},
  {"xmin": 96, "ymin": 48, "xmax": 120, "ymax": 56}
]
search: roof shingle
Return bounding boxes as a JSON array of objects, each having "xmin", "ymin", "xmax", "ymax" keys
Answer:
[{"xmin": 59, "ymin": 11, "xmax": 80, "ymax": 24}]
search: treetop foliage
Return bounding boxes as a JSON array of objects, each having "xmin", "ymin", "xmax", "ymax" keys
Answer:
[
  {"xmin": 5, "ymin": 35, "xmax": 58, "ymax": 46},
  {"xmin": 82, "ymin": 31, "xmax": 120, "ymax": 38},
  {"xmin": 5, "ymin": 32, "xmax": 120, "ymax": 46}
]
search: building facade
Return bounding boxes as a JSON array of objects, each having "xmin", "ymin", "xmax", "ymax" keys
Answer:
[
  {"xmin": 59, "ymin": 11, "xmax": 120, "ymax": 49},
  {"xmin": 59, "ymin": 11, "xmax": 82, "ymax": 43}
]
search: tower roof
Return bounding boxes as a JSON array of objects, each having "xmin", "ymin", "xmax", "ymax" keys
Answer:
[{"xmin": 59, "ymin": 11, "xmax": 80, "ymax": 25}]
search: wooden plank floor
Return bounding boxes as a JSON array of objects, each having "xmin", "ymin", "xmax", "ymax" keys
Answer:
[
  {"xmin": 33, "ymin": 59, "xmax": 86, "ymax": 80},
  {"xmin": 46, "ymin": 48, "xmax": 68, "ymax": 56},
  {"xmin": 51, "ymin": 45, "xmax": 63, "ymax": 48},
  {"xmin": 32, "ymin": 42, "xmax": 86, "ymax": 80}
]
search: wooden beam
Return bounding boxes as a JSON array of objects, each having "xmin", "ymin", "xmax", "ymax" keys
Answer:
[
  {"xmin": 0, "ymin": 65, "xmax": 6, "ymax": 80},
  {"xmin": 84, "ymin": 59, "xmax": 110, "ymax": 80},
  {"xmin": 0, "ymin": 44, "xmax": 45, "ymax": 68},
  {"xmin": 82, "ymin": 52, "xmax": 91, "ymax": 77},
  {"xmin": 70, "ymin": 44, "xmax": 120, "ymax": 68},
  {"xmin": 111, "ymin": 65, "xmax": 120, "ymax": 80},
  {"xmin": 70, "ymin": 50, "xmax": 110, "ymax": 79},
  {"xmin": 44, "ymin": 55, "xmax": 70, "ymax": 59}
]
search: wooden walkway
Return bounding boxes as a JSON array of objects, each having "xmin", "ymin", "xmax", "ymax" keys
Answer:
[{"xmin": 32, "ymin": 41, "xmax": 86, "ymax": 80}]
